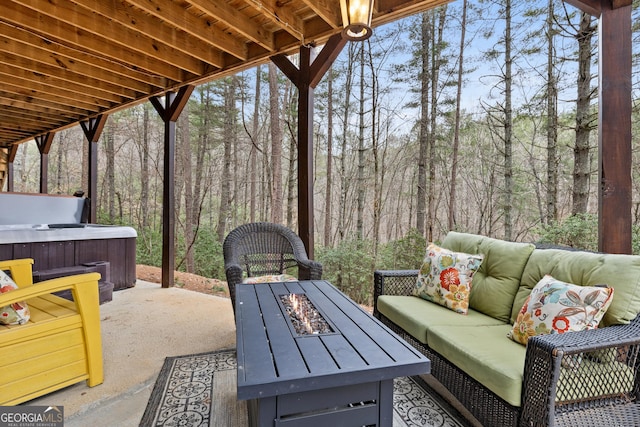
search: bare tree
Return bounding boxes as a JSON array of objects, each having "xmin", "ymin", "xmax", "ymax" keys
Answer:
[
  {"xmin": 217, "ymin": 78, "xmax": 236, "ymax": 241},
  {"xmin": 357, "ymin": 44, "xmax": 366, "ymax": 239},
  {"xmin": 324, "ymin": 69, "xmax": 334, "ymax": 247},
  {"xmin": 449, "ymin": 0, "xmax": 468, "ymax": 231},
  {"xmin": 250, "ymin": 66, "xmax": 261, "ymax": 222},
  {"xmin": 572, "ymin": 11, "xmax": 596, "ymax": 214},
  {"xmin": 427, "ymin": 7, "xmax": 447, "ymax": 241},
  {"xmin": 417, "ymin": 12, "xmax": 430, "ymax": 237},
  {"xmin": 545, "ymin": 0, "xmax": 559, "ymax": 224},
  {"xmin": 141, "ymin": 105, "xmax": 151, "ymax": 228},
  {"xmin": 269, "ymin": 63, "xmax": 283, "ymax": 224},
  {"xmin": 105, "ymin": 121, "xmax": 116, "ymax": 222},
  {"xmin": 177, "ymin": 102, "xmax": 195, "ymax": 272},
  {"xmin": 503, "ymin": 0, "xmax": 514, "ymax": 240},
  {"xmin": 338, "ymin": 44, "xmax": 356, "ymax": 241}
]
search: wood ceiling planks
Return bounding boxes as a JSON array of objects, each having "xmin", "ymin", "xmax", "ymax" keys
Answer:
[{"xmin": 0, "ymin": 0, "xmax": 450, "ymax": 148}]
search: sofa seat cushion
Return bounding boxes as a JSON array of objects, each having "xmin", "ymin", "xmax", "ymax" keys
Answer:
[
  {"xmin": 441, "ymin": 231, "xmax": 535, "ymax": 323},
  {"xmin": 427, "ymin": 324, "xmax": 526, "ymax": 407},
  {"xmin": 377, "ymin": 295, "xmax": 503, "ymax": 344},
  {"xmin": 516, "ymin": 249, "xmax": 640, "ymax": 326}
]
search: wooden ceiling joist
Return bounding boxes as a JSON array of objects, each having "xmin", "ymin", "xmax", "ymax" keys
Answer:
[{"xmin": 0, "ymin": 0, "xmax": 451, "ymax": 148}]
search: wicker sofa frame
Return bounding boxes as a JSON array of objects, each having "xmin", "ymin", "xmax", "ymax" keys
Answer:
[
  {"xmin": 374, "ymin": 269, "xmax": 640, "ymax": 427},
  {"xmin": 223, "ymin": 222, "xmax": 322, "ymax": 316}
]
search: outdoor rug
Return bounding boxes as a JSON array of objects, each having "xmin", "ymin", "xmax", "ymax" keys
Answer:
[{"xmin": 140, "ymin": 349, "xmax": 471, "ymax": 427}]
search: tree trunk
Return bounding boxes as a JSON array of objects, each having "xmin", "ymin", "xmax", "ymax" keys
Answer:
[
  {"xmin": 572, "ymin": 12, "xmax": 595, "ymax": 215},
  {"xmin": 141, "ymin": 105, "xmax": 150, "ymax": 228},
  {"xmin": 180, "ymin": 102, "xmax": 195, "ymax": 273},
  {"xmin": 324, "ymin": 69, "xmax": 334, "ymax": 247},
  {"xmin": 250, "ymin": 66, "xmax": 261, "ymax": 222},
  {"xmin": 339, "ymin": 44, "xmax": 355, "ymax": 241},
  {"xmin": 54, "ymin": 134, "xmax": 63, "ymax": 193},
  {"xmin": 269, "ymin": 63, "xmax": 283, "ymax": 224},
  {"xmin": 357, "ymin": 44, "xmax": 366, "ymax": 240},
  {"xmin": 217, "ymin": 78, "xmax": 235, "ymax": 241},
  {"xmin": 503, "ymin": 0, "xmax": 513, "ymax": 241},
  {"xmin": 105, "ymin": 122, "xmax": 115, "ymax": 222},
  {"xmin": 369, "ymin": 46, "xmax": 383, "ymax": 262},
  {"xmin": 546, "ymin": 0, "xmax": 558, "ymax": 224},
  {"xmin": 427, "ymin": 8, "xmax": 446, "ymax": 242},
  {"xmin": 449, "ymin": 0, "xmax": 467, "ymax": 231},
  {"xmin": 193, "ymin": 85, "xmax": 210, "ymax": 228},
  {"xmin": 417, "ymin": 12, "xmax": 430, "ymax": 237}
]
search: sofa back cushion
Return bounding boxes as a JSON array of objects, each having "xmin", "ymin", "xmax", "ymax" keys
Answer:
[
  {"xmin": 441, "ymin": 232, "xmax": 535, "ymax": 323},
  {"xmin": 515, "ymin": 248, "xmax": 640, "ymax": 327}
]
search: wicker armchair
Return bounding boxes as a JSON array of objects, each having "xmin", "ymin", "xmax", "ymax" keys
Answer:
[{"xmin": 223, "ymin": 222, "xmax": 322, "ymax": 315}]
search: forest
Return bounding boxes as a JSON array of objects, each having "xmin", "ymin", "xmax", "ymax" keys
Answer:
[{"xmin": 6, "ymin": 0, "xmax": 640, "ymax": 304}]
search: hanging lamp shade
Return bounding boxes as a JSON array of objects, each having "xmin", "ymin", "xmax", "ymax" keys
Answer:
[{"xmin": 340, "ymin": 0, "xmax": 374, "ymax": 41}]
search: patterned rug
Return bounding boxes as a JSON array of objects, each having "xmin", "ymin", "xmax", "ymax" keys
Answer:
[{"xmin": 140, "ymin": 349, "xmax": 471, "ymax": 427}]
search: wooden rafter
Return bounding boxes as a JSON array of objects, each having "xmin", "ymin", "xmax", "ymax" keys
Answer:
[{"xmin": 0, "ymin": 0, "xmax": 451, "ymax": 149}]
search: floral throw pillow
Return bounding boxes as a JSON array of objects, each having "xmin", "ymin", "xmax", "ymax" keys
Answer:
[
  {"xmin": 508, "ymin": 275, "xmax": 614, "ymax": 346},
  {"xmin": 0, "ymin": 269, "xmax": 30, "ymax": 326},
  {"xmin": 243, "ymin": 274, "xmax": 298, "ymax": 284},
  {"xmin": 413, "ymin": 243, "xmax": 484, "ymax": 315}
]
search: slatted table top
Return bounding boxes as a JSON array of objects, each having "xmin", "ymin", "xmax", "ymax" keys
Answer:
[{"xmin": 236, "ymin": 280, "xmax": 430, "ymax": 400}]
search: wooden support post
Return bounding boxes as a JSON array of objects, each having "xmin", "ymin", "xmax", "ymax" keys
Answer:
[
  {"xmin": 563, "ymin": 0, "xmax": 632, "ymax": 253},
  {"xmin": 7, "ymin": 145, "xmax": 18, "ymax": 192},
  {"xmin": 80, "ymin": 115, "xmax": 108, "ymax": 223},
  {"xmin": 150, "ymin": 85, "xmax": 194, "ymax": 288},
  {"xmin": 272, "ymin": 34, "xmax": 347, "ymax": 258},
  {"xmin": 598, "ymin": 2, "xmax": 632, "ymax": 253},
  {"xmin": 35, "ymin": 133, "xmax": 54, "ymax": 194}
]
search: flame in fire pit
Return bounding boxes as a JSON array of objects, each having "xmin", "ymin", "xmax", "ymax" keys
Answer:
[{"xmin": 280, "ymin": 293, "xmax": 333, "ymax": 336}]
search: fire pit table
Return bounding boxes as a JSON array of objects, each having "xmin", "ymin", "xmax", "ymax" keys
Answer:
[{"xmin": 235, "ymin": 280, "xmax": 430, "ymax": 427}]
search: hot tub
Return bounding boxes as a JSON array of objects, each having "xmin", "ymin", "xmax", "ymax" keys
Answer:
[
  {"xmin": 0, "ymin": 193, "xmax": 137, "ymax": 290},
  {"xmin": 0, "ymin": 223, "xmax": 137, "ymax": 290}
]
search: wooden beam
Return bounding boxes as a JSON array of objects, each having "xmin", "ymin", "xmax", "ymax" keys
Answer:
[
  {"xmin": 271, "ymin": 34, "xmax": 346, "ymax": 258},
  {"xmin": 7, "ymin": 144, "xmax": 18, "ymax": 163},
  {"xmin": 179, "ymin": 0, "xmax": 268, "ymax": 54},
  {"xmin": 0, "ymin": 67, "xmax": 126, "ymax": 105},
  {"xmin": 0, "ymin": 32, "xmax": 154, "ymax": 94},
  {"xmin": 70, "ymin": 0, "xmax": 228, "ymax": 67},
  {"xmin": 246, "ymin": 0, "xmax": 305, "ymax": 41},
  {"xmin": 80, "ymin": 114, "xmax": 108, "ymax": 223},
  {"xmin": 563, "ymin": 0, "xmax": 632, "ymax": 16},
  {"xmin": 612, "ymin": 0, "xmax": 633, "ymax": 8},
  {"xmin": 0, "ymin": 20, "xmax": 165, "ymax": 89},
  {"xmin": 150, "ymin": 85, "xmax": 195, "ymax": 288},
  {"xmin": 35, "ymin": 132, "xmax": 54, "ymax": 194},
  {"xmin": 6, "ymin": 145, "xmax": 18, "ymax": 192},
  {"xmin": 598, "ymin": 1, "xmax": 632, "ymax": 253},
  {"xmin": 299, "ymin": 45, "xmax": 315, "ymax": 260},
  {"xmin": 6, "ymin": 1, "xmax": 189, "ymax": 81},
  {"xmin": 309, "ymin": 35, "xmax": 348, "ymax": 88},
  {"xmin": 300, "ymin": 0, "xmax": 343, "ymax": 29},
  {"xmin": 563, "ymin": 0, "xmax": 601, "ymax": 15}
]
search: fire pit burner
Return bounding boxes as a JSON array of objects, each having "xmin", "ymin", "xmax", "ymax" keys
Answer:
[{"xmin": 280, "ymin": 293, "xmax": 333, "ymax": 335}]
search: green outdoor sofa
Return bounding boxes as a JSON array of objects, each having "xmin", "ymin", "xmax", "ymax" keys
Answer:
[{"xmin": 374, "ymin": 231, "xmax": 640, "ymax": 427}]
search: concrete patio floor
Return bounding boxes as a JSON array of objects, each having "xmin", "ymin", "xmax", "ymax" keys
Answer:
[{"xmin": 25, "ymin": 280, "xmax": 237, "ymax": 427}]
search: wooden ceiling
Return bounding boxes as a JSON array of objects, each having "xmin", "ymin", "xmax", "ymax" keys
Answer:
[{"xmin": 0, "ymin": 0, "xmax": 449, "ymax": 149}]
